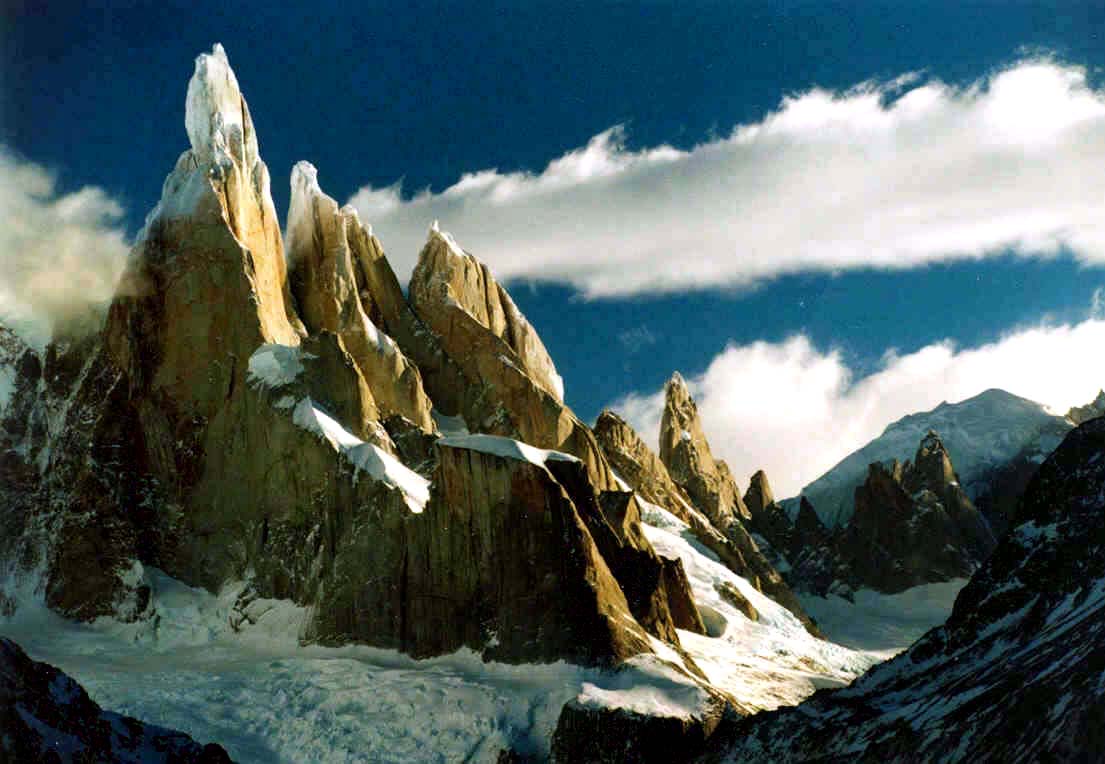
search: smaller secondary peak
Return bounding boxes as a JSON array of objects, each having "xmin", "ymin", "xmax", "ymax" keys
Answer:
[
  {"xmin": 918, "ymin": 429, "xmax": 947, "ymax": 453},
  {"xmin": 425, "ymin": 220, "xmax": 467, "ymax": 259},
  {"xmin": 666, "ymin": 371, "xmax": 689, "ymax": 392},
  {"xmin": 290, "ymin": 161, "xmax": 323, "ymax": 202}
]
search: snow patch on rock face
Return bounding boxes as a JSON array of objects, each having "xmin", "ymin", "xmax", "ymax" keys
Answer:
[
  {"xmin": 438, "ymin": 433, "xmax": 579, "ymax": 467},
  {"xmin": 292, "ymin": 397, "xmax": 430, "ymax": 513},
  {"xmin": 247, "ymin": 343, "xmax": 312, "ymax": 388}
]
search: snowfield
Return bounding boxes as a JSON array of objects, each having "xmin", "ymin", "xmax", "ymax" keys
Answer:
[
  {"xmin": 798, "ymin": 579, "xmax": 968, "ymax": 658},
  {"xmin": 1, "ymin": 495, "xmax": 919, "ymax": 763}
]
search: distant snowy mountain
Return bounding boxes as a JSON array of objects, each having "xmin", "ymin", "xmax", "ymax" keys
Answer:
[{"xmin": 793, "ymin": 388, "xmax": 1072, "ymax": 528}]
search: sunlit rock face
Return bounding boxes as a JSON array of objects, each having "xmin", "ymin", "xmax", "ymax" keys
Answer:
[
  {"xmin": 411, "ymin": 223, "xmax": 564, "ymax": 402},
  {"xmin": 659, "ymin": 372, "xmax": 749, "ymax": 528},
  {"xmin": 407, "ymin": 224, "xmax": 615, "ymax": 492},
  {"xmin": 286, "ymin": 161, "xmax": 435, "ymax": 433}
]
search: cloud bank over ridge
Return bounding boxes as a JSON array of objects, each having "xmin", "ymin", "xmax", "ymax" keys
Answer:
[
  {"xmin": 611, "ymin": 316, "xmax": 1105, "ymax": 500},
  {"xmin": 350, "ymin": 58, "xmax": 1105, "ymax": 297},
  {"xmin": 0, "ymin": 148, "xmax": 130, "ymax": 349}
]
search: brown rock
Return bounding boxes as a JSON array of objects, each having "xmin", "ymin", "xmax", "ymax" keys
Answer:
[
  {"xmin": 743, "ymin": 470, "xmax": 775, "ymax": 517},
  {"xmin": 550, "ymin": 668, "xmax": 740, "ymax": 763},
  {"xmin": 840, "ymin": 431, "xmax": 998, "ymax": 593},
  {"xmin": 653, "ymin": 374, "xmax": 820, "ymax": 635},
  {"xmin": 286, "ymin": 163, "xmax": 435, "ymax": 432},
  {"xmin": 411, "ymin": 223, "xmax": 564, "ymax": 401},
  {"xmin": 594, "ymin": 409, "xmax": 697, "ymax": 522},
  {"xmin": 406, "ymin": 227, "xmax": 622, "ymax": 495},
  {"xmin": 658, "ymin": 372, "xmax": 749, "ymax": 528}
]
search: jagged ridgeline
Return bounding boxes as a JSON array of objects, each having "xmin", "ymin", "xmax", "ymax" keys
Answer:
[{"xmin": 0, "ymin": 43, "xmax": 823, "ymax": 683}]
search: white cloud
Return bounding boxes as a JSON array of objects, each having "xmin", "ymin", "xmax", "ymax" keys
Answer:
[
  {"xmin": 0, "ymin": 148, "xmax": 130, "ymax": 349},
  {"xmin": 611, "ymin": 319, "xmax": 1105, "ymax": 499},
  {"xmin": 349, "ymin": 59, "xmax": 1105, "ymax": 297}
]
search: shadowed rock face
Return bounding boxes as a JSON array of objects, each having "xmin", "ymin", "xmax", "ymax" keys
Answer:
[
  {"xmin": 0, "ymin": 637, "xmax": 233, "ymax": 763},
  {"xmin": 843, "ymin": 431, "xmax": 997, "ymax": 594},
  {"xmin": 706, "ymin": 417, "xmax": 1105, "ymax": 763},
  {"xmin": 776, "ymin": 430, "xmax": 998, "ymax": 598},
  {"xmin": 308, "ymin": 439, "xmax": 655, "ymax": 666},
  {"xmin": 551, "ymin": 681, "xmax": 735, "ymax": 764}
]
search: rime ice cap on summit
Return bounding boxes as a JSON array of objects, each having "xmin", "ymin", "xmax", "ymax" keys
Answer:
[{"xmin": 184, "ymin": 43, "xmax": 258, "ymax": 165}]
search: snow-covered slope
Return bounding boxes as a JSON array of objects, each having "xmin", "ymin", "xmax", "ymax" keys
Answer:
[
  {"xmin": 798, "ymin": 580, "xmax": 967, "ymax": 657},
  {"xmin": 637, "ymin": 501, "xmax": 877, "ymax": 710},
  {"xmin": 794, "ymin": 388, "xmax": 1071, "ymax": 528},
  {"xmin": 0, "ymin": 494, "xmax": 885, "ymax": 763}
]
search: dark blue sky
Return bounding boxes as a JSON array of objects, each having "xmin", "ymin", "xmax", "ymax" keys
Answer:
[{"xmin": 4, "ymin": 1, "xmax": 1103, "ymax": 421}]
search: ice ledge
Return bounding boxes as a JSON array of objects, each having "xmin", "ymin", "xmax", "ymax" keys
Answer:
[{"xmin": 438, "ymin": 433, "xmax": 579, "ymax": 467}]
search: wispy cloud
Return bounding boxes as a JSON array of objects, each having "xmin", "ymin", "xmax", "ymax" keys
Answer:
[
  {"xmin": 0, "ymin": 148, "xmax": 130, "ymax": 348},
  {"xmin": 611, "ymin": 319, "xmax": 1105, "ymax": 498},
  {"xmin": 350, "ymin": 58, "xmax": 1105, "ymax": 297},
  {"xmin": 617, "ymin": 325, "xmax": 658, "ymax": 354},
  {"xmin": 1091, "ymin": 286, "xmax": 1105, "ymax": 320}
]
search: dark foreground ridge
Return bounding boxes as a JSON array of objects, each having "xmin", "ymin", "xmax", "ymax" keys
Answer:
[
  {"xmin": 0, "ymin": 637, "xmax": 233, "ymax": 763},
  {"xmin": 704, "ymin": 416, "xmax": 1105, "ymax": 763}
]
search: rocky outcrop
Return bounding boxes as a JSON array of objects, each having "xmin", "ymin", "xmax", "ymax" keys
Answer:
[
  {"xmin": 407, "ymin": 227, "xmax": 615, "ymax": 491},
  {"xmin": 286, "ymin": 162, "xmax": 435, "ymax": 432},
  {"xmin": 742, "ymin": 470, "xmax": 774, "ymax": 518},
  {"xmin": 308, "ymin": 435, "xmax": 656, "ymax": 665},
  {"xmin": 659, "ymin": 373, "xmax": 749, "ymax": 528},
  {"xmin": 705, "ymin": 417, "xmax": 1105, "ymax": 763},
  {"xmin": 551, "ymin": 699, "xmax": 732, "ymax": 764},
  {"xmin": 843, "ymin": 431, "xmax": 997, "ymax": 593},
  {"xmin": 797, "ymin": 388, "xmax": 1072, "ymax": 530},
  {"xmin": 12, "ymin": 45, "xmax": 696, "ymax": 672},
  {"xmin": 401, "ymin": 224, "xmax": 699, "ymax": 647},
  {"xmin": 550, "ymin": 663, "xmax": 740, "ymax": 764},
  {"xmin": 1066, "ymin": 389, "xmax": 1105, "ymax": 425},
  {"xmin": 411, "ymin": 223, "xmax": 564, "ymax": 402},
  {"xmin": 595, "ymin": 409, "xmax": 696, "ymax": 520},
  {"xmin": 0, "ymin": 637, "xmax": 233, "ymax": 763},
  {"xmin": 594, "ymin": 408, "xmax": 819, "ymax": 637},
  {"xmin": 781, "ymin": 431, "xmax": 998, "ymax": 597}
]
